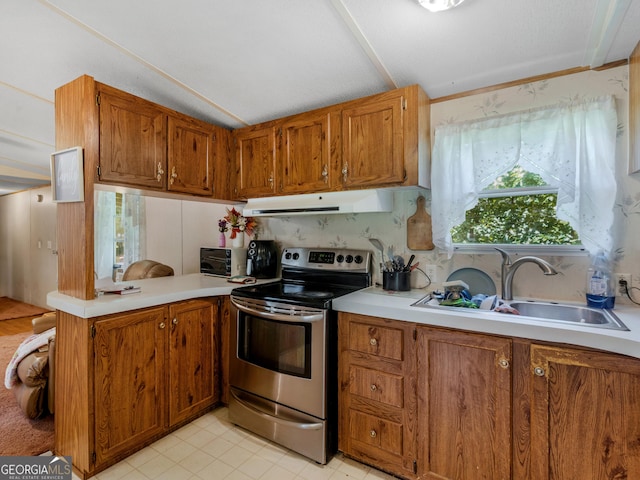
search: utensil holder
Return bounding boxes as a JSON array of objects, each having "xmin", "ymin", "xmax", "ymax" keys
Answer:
[{"xmin": 383, "ymin": 271, "xmax": 411, "ymax": 291}]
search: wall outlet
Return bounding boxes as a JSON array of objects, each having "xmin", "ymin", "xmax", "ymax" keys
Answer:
[{"xmin": 615, "ymin": 273, "xmax": 632, "ymax": 296}]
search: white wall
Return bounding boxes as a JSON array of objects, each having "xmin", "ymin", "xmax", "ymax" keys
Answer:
[
  {"xmin": 0, "ymin": 186, "xmax": 57, "ymax": 308},
  {"xmin": 144, "ymin": 197, "xmax": 232, "ymax": 275}
]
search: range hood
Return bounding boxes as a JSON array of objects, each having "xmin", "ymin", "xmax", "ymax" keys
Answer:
[{"xmin": 242, "ymin": 189, "xmax": 393, "ymax": 217}]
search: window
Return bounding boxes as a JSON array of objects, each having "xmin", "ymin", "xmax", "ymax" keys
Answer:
[
  {"xmin": 451, "ymin": 166, "xmax": 581, "ymax": 250},
  {"xmin": 430, "ymin": 95, "xmax": 618, "ymax": 257}
]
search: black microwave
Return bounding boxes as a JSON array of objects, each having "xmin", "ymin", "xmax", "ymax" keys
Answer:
[{"xmin": 200, "ymin": 247, "xmax": 247, "ymax": 277}]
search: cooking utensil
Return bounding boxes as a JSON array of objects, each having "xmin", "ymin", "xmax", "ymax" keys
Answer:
[
  {"xmin": 407, "ymin": 195, "xmax": 434, "ymax": 250},
  {"xmin": 405, "ymin": 254, "xmax": 416, "ymax": 271}
]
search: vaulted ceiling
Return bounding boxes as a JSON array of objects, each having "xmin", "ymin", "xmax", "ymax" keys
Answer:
[{"xmin": 1, "ymin": 0, "xmax": 639, "ymax": 195}]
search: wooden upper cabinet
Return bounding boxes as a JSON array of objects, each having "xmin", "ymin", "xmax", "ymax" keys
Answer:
[
  {"xmin": 97, "ymin": 82, "xmax": 230, "ymax": 198},
  {"xmin": 530, "ymin": 344, "xmax": 640, "ymax": 480},
  {"xmin": 231, "ymin": 84, "xmax": 429, "ymax": 200},
  {"xmin": 167, "ymin": 115, "xmax": 214, "ymax": 196},
  {"xmin": 280, "ymin": 111, "xmax": 339, "ymax": 194},
  {"xmin": 233, "ymin": 123, "xmax": 278, "ymax": 199},
  {"xmin": 341, "ymin": 91, "xmax": 405, "ymax": 188},
  {"xmin": 341, "ymin": 85, "xmax": 429, "ymax": 189},
  {"xmin": 98, "ymin": 85, "xmax": 167, "ymax": 189},
  {"xmin": 416, "ymin": 327, "xmax": 512, "ymax": 480}
]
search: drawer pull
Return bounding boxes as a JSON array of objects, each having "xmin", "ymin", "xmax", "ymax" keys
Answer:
[
  {"xmin": 369, "ymin": 338, "xmax": 378, "ymax": 347},
  {"xmin": 370, "ymin": 384, "xmax": 377, "ymax": 392}
]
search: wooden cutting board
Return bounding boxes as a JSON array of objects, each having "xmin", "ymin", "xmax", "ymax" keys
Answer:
[{"xmin": 407, "ymin": 195, "xmax": 434, "ymax": 250}]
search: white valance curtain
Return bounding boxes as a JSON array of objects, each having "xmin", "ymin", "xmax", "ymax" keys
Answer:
[{"xmin": 430, "ymin": 95, "xmax": 618, "ymax": 257}]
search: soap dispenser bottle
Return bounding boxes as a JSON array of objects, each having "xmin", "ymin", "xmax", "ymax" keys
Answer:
[{"xmin": 586, "ymin": 251, "xmax": 615, "ymax": 308}]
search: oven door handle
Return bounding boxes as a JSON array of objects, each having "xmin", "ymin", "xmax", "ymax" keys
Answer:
[
  {"xmin": 230, "ymin": 388, "xmax": 323, "ymax": 431},
  {"xmin": 232, "ymin": 299, "xmax": 324, "ymax": 323}
]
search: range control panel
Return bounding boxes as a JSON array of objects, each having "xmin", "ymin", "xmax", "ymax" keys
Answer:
[{"xmin": 281, "ymin": 247, "xmax": 372, "ymax": 273}]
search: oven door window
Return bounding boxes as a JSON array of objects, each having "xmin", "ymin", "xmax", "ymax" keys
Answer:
[{"xmin": 238, "ymin": 314, "xmax": 312, "ymax": 378}]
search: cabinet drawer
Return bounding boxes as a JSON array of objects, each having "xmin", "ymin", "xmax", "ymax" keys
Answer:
[
  {"xmin": 350, "ymin": 410, "xmax": 403, "ymax": 456},
  {"xmin": 349, "ymin": 365, "xmax": 403, "ymax": 407},
  {"xmin": 349, "ymin": 322, "xmax": 404, "ymax": 360}
]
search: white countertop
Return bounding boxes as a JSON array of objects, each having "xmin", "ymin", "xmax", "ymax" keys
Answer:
[
  {"xmin": 47, "ymin": 273, "xmax": 278, "ymax": 319},
  {"xmin": 333, "ymin": 286, "xmax": 640, "ymax": 360}
]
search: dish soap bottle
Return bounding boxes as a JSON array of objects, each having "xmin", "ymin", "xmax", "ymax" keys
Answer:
[{"xmin": 586, "ymin": 251, "xmax": 615, "ymax": 309}]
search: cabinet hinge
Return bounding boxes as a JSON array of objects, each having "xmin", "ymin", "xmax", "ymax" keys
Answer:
[
  {"xmin": 96, "ymin": 165, "xmax": 101, "ymax": 177},
  {"xmin": 92, "ymin": 451, "xmax": 96, "ymax": 464},
  {"xmin": 90, "ymin": 324, "xmax": 96, "ymax": 339},
  {"xmin": 278, "ymin": 128, "xmax": 283, "ymax": 137},
  {"xmin": 413, "ymin": 460, "xmax": 417, "ymax": 474},
  {"xmin": 402, "ymin": 98, "xmax": 407, "ymax": 110},
  {"xmin": 403, "ymin": 168, "xmax": 407, "ymax": 181},
  {"xmin": 413, "ymin": 329, "xmax": 417, "ymax": 341},
  {"xmin": 96, "ymin": 94, "xmax": 100, "ymax": 106},
  {"xmin": 217, "ymin": 297, "xmax": 221, "ymax": 307}
]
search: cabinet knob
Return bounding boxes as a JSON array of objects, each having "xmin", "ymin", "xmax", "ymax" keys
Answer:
[
  {"xmin": 370, "ymin": 384, "xmax": 377, "ymax": 392},
  {"xmin": 172, "ymin": 317, "xmax": 178, "ymax": 325},
  {"xmin": 170, "ymin": 166, "xmax": 178, "ymax": 185},
  {"xmin": 499, "ymin": 358, "xmax": 510, "ymax": 369},
  {"xmin": 369, "ymin": 338, "xmax": 377, "ymax": 347},
  {"xmin": 268, "ymin": 172, "xmax": 274, "ymax": 188},
  {"xmin": 534, "ymin": 366, "xmax": 545, "ymax": 377},
  {"xmin": 156, "ymin": 162, "xmax": 164, "ymax": 182},
  {"xmin": 342, "ymin": 162, "xmax": 348, "ymax": 182},
  {"xmin": 159, "ymin": 322, "xmax": 166, "ymax": 329},
  {"xmin": 321, "ymin": 165, "xmax": 328, "ymax": 183},
  {"xmin": 369, "ymin": 430, "xmax": 377, "ymax": 438}
]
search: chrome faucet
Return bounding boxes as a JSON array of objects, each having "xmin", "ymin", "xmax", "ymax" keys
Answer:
[{"xmin": 496, "ymin": 248, "xmax": 558, "ymax": 301}]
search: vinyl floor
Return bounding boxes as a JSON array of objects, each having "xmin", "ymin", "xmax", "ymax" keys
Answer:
[{"xmin": 77, "ymin": 407, "xmax": 394, "ymax": 480}]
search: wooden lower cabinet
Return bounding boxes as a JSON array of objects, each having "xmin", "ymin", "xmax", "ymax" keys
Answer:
[
  {"xmin": 416, "ymin": 327, "xmax": 512, "ymax": 480},
  {"xmin": 339, "ymin": 313, "xmax": 640, "ymax": 480},
  {"xmin": 338, "ymin": 313, "xmax": 417, "ymax": 478},
  {"xmin": 56, "ymin": 298, "xmax": 220, "ymax": 479},
  {"xmin": 94, "ymin": 307, "xmax": 167, "ymax": 466},
  {"xmin": 530, "ymin": 344, "xmax": 640, "ymax": 479}
]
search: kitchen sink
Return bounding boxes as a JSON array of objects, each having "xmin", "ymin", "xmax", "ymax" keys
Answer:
[
  {"xmin": 411, "ymin": 296, "xmax": 629, "ymax": 331},
  {"xmin": 507, "ymin": 301, "xmax": 628, "ymax": 331}
]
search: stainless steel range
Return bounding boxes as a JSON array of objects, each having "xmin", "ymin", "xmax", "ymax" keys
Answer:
[{"xmin": 229, "ymin": 247, "xmax": 372, "ymax": 464}]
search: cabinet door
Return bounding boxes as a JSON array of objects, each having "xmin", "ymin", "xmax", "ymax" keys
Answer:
[
  {"xmin": 416, "ymin": 327, "xmax": 512, "ymax": 480},
  {"xmin": 98, "ymin": 87, "xmax": 167, "ymax": 189},
  {"xmin": 341, "ymin": 91, "xmax": 405, "ymax": 188},
  {"xmin": 168, "ymin": 299, "xmax": 218, "ymax": 426},
  {"xmin": 94, "ymin": 307, "xmax": 167, "ymax": 466},
  {"xmin": 167, "ymin": 116, "xmax": 215, "ymax": 196},
  {"xmin": 531, "ymin": 345, "xmax": 640, "ymax": 479},
  {"xmin": 233, "ymin": 124, "xmax": 277, "ymax": 199},
  {"xmin": 280, "ymin": 111, "xmax": 339, "ymax": 194}
]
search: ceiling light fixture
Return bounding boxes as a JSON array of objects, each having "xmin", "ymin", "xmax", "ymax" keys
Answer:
[{"xmin": 418, "ymin": 0, "xmax": 467, "ymax": 12}]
